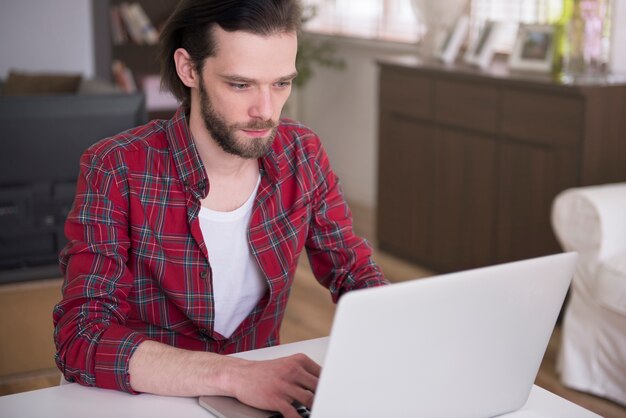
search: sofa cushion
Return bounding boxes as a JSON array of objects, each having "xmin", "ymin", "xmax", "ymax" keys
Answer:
[
  {"xmin": 77, "ymin": 78, "xmax": 120, "ymax": 94},
  {"xmin": 2, "ymin": 71, "xmax": 82, "ymax": 96}
]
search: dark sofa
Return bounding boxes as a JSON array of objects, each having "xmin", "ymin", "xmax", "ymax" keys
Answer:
[{"xmin": 0, "ymin": 77, "xmax": 147, "ymax": 283}]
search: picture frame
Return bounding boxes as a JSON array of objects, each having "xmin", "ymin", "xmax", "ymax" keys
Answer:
[
  {"xmin": 464, "ymin": 20, "xmax": 503, "ymax": 70},
  {"xmin": 437, "ymin": 15, "xmax": 470, "ymax": 65},
  {"xmin": 508, "ymin": 23, "xmax": 555, "ymax": 73}
]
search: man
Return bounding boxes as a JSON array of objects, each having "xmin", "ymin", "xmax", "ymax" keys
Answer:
[{"xmin": 53, "ymin": 1, "xmax": 386, "ymax": 417}]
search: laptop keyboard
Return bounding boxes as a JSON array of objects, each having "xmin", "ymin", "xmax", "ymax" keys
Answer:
[{"xmin": 268, "ymin": 405, "xmax": 311, "ymax": 418}]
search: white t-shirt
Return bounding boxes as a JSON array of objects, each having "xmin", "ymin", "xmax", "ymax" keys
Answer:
[{"xmin": 198, "ymin": 176, "xmax": 266, "ymax": 338}]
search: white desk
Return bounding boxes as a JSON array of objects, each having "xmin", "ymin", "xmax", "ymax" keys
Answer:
[{"xmin": 0, "ymin": 337, "xmax": 600, "ymax": 418}]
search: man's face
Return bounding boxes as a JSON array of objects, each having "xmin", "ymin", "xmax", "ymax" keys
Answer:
[{"xmin": 196, "ymin": 26, "xmax": 298, "ymax": 159}]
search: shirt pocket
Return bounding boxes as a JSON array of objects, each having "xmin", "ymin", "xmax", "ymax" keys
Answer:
[{"xmin": 249, "ymin": 203, "xmax": 310, "ymax": 287}]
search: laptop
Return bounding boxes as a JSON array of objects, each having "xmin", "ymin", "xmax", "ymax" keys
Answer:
[{"xmin": 199, "ymin": 252, "xmax": 577, "ymax": 418}]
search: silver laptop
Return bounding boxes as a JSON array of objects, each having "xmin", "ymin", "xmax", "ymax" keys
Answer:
[{"xmin": 200, "ymin": 252, "xmax": 577, "ymax": 418}]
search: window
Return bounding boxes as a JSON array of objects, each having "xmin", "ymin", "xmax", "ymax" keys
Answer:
[
  {"xmin": 302, "ymin": 0, "xmax": 421, "ymax": 42},
  {"xmin": 303, "ymin": 0, "xmax": 564, "ymax": 52}
]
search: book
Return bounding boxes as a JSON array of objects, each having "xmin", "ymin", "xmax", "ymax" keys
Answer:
[
  {"xmin": 118, "ymin": 2, "xmax": 144, "ymax": 44},
  {"xmin": 109, "ymin": 6, "xmax": 128, "ymax": 45},
  {"xmin": 129, "ymin": 3, "xmax": 159, "ymax": 45},
  {"xmin": 111, "ymin": 60, "xmax": 137, "ymax": 93},
  {"xmin": 118, "ymin": 2, "xmax": 159, "ymax": 45}
]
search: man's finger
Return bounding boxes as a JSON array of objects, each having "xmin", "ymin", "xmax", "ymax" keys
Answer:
[
  {"xmin": 287, "ymin": 386, "xmax": 315, "ymax": 410},
  {"xmin": 301, "ymin": 356, "xmax": 322, "ymax": 378},
  {"xmin": 295, "ymin": 368, "xmax": 319, "ymax": 394},
  {"xmin": 277, "ymin": 400, "xmax": 301, "ymax": 418}
]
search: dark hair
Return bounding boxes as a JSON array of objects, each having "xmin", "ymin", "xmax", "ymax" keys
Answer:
[{"xmin": 159, "ymin": 0, "xmax": 303, "ymax": 108}]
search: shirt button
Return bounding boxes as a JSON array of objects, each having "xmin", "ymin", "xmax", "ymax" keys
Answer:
[
  {"xmin": 200, "ymin": 270, "xmax": 208, "ymax": 279},
  {"xmin": 183, "ymin": 180, "xmax": 190, "ymax": 187},
  {"xmin": 197, "ymin": 180, "xmax": 206, "ymax": 189}
]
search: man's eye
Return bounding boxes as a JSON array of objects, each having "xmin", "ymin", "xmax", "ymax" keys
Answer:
[
  {"xmin": 276, "ymin": 81, "xmax": 292, "ymax": 88},
  {"xmin": 230, "ymin": 83, "xmax": 248, "ymax": 90}
]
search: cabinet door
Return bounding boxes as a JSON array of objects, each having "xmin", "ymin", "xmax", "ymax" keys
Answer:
[
  {"xmin": 496, "ymin": 142, "xmax": 579, "ymax": 263},
  {"xmin": 377, "ymin": 113, "xmax": 497, "ymax": 272},
  {"xmin": 431, "ymin": 128, "xmax": 497, "ymax": 271},
  {"xmin": 377, "ymin": 113, "xmax": 436, "ymax": 263}
]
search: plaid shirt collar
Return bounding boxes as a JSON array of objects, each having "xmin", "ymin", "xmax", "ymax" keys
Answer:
[{"xmin": 166, "ymin": 107, "xmax": 282, "ymax": 202}]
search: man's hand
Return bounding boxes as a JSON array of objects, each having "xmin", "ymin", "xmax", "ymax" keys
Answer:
[
  {"xmin": 229, "ymin": 353, "xmax": 321, "ymax": 418},
  {"xmin": 129, "ymin": 340, "xmax": 320, "ymax": 418}
]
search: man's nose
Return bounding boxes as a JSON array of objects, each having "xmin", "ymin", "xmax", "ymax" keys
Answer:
[{"xmin": 249, "ymin": 89, "xmax": 274, "ymax": 121}]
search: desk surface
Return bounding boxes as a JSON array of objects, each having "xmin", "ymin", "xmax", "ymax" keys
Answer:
[{"xmin": 0, "ymin": 337, "xmax": 600, "ymax": 418}]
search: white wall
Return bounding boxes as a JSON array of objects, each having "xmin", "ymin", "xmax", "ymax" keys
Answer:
[
  {"xmin": 0, "ymin": 0, "xmax": 94, "ymax": 78},
  {"xmin": 298, "ymin": 36, "xmax": 415, "ymax": 209}
]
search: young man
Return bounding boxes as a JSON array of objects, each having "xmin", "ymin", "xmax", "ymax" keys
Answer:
[{"xmin": 53, "ymin": 1, "xmax": 386, "ymax": 417}]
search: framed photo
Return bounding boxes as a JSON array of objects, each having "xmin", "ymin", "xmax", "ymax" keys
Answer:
[
  {"xmin": 508, "ymin": 24, "xmax": 555, "ymax": 73},
  {"xmin": 464, "ymin": 20, "xmax": 503, "ymax": 70},
  {"xmin": 437, "ymin": 15, "xmax": 470, "ymax": 65}
]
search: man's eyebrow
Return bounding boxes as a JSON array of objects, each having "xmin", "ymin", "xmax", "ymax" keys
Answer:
[
  {"xmin": 220, "ymin": 71, "xmax": 299, "ymax": 83},
  {"xmin": 278, "ymin": 71, "xmax": 299, "ymax": 81},
  {"xmin": 220, "ymin": 74, "xmax": 254, "ymax": 83}
]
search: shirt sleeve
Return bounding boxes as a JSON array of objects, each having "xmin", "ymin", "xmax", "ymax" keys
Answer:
[
  {"xmin": 53, "ymin": 148, "xmax": 146, "ymax": 393},
  {"xmin": 304, "ymin": 138, "xmax": 388, "ymax": 302}
]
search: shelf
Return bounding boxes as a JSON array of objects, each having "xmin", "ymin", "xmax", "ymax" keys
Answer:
[{"xmin": 93, "ymin": 0, "xmax": 179, "ymax": 100}]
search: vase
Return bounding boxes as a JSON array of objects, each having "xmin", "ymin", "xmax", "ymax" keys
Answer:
[
  {"xmin": 411, "ymin": 0, "xmax": 470, "ymax": 60},
  {"xmin": 561, "ymin": 0, "xmax": 611, "ymax": 81}
]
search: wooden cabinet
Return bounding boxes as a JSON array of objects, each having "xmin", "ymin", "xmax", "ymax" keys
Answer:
[
  {"xmin": 0, "ymin": 279, "xmax": 62, "ymax": 386},
  {"xmin": 377, "ymin": 57, "xmax": 626, "ymax": 272}
]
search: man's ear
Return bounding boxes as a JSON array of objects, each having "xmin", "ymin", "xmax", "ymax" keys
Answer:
[{"xmin": 174, "ymin": 48, "xmax": 198, "ymax": 88}]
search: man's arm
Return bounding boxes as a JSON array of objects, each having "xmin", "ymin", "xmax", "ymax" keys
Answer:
[
  {"xmin": 55, "ymin": 148, "xmax": 320, "ymax": 418},
  {"xmin": 54, "ymin": 148, "xmax": 147, "ymax": 391},
  {"xmin": 129, "ymin": 340, "xmax": 320, "ymax": 418},
  {"xmin": 304, "ymin": 138, "xmax": 388, "ymax": 300}
]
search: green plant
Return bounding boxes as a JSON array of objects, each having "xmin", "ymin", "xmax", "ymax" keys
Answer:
[{"xmin": 295, "ymin": 5, "xmax": 345, "ymax": 88}]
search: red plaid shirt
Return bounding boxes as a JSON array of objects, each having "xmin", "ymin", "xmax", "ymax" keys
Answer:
[{"xmin": 53, "ymin": 108, "xmax": 385, "ymax": 393}]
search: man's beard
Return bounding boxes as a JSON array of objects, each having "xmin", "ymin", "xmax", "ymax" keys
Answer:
[{"xmin": 199, "ymin": 80, "xmax": 277, "ymax": 159}]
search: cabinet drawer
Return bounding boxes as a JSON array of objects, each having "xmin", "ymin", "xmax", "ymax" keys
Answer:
[
  {"xmin": 379, "ymin": 70, "xmax": 432, "ymax": 119},
  {"xmin": 501, "ymin": 89, "xmax": 583, "ymax": 145},
  {"xmin": 434, "ymin": 80, "xmax": 498, "ymax": 133}
]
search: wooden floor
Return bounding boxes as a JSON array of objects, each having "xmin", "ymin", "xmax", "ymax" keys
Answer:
[{"xmin": 2, "ymin": 202, "xmax": 625, "ymax": 417}]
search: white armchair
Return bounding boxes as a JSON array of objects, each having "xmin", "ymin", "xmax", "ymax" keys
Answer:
[{"xmin": 551, "ymin": 182, "xmax": 626, "ymax": 406}]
